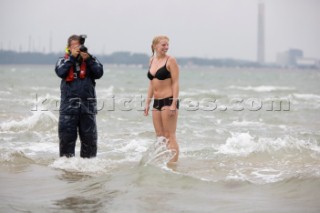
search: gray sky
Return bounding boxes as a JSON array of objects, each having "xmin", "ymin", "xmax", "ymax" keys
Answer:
[{"xmin": 1, "ymin": 0, "xmax": 319, "ymax": 62}]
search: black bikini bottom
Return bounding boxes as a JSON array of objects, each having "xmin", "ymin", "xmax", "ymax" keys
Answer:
[{"xmin": 153, "ymin": 97, "xmax": 179, "ymax": 111}]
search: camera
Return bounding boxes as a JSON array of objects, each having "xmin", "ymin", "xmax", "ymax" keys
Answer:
[{"xmin": 79, "ymin": 34, "xmax": 88, "ymax": 52}]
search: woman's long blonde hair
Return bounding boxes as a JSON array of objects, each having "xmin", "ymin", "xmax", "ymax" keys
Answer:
[{"xmin": 151, "ymin": 35, "xmax": 169, "ymax": 56}]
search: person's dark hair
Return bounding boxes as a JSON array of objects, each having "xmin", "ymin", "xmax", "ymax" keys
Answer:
[{"xmin": 67, "ymin": 35, "xmax": 80, "ymax": 47}]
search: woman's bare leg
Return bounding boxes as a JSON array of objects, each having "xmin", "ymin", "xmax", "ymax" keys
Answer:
[
  {"xmin": 152, "ymin": 109, "xmax": 164, "ymax": 137},
  {"xmin": 161, "ymin": 107, "xmax": 179, "ymax": 162}
]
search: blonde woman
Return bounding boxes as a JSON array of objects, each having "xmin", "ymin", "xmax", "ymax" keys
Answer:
[{"xmin": 144, "ymin": 35, "xmax": 180, "ymax": 162}]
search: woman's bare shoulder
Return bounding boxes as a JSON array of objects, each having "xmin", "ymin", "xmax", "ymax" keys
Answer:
[
  {"xmin": 167, "ymin": 55, "xmax": 177, "ymax": 63},
  {"xmin": 167, "ymin": 55, "xmax": 178, "ymax": 67}
]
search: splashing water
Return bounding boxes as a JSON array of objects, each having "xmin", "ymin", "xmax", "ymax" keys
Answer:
[{"xmin": 139, "ymin": 136, "xmax": 176, "ymax": 166}]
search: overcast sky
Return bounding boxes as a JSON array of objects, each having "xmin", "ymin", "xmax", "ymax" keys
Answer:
[{"xmin": 1, "ymin": 0, "xmax": 319, "ymax": 62}]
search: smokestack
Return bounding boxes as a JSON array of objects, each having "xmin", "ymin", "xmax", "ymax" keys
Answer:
[
  {"xmin": 49, "ymin": 32, "xmax": 53, "ymax": 53},
  {"xmin": 257, "ymin": 2, "xmax": 265, "ymax": 64}
]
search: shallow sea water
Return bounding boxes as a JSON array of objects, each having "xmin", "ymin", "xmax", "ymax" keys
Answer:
[{"xmin": 0, "ymin": 65, "xmax": 320, "ymax": 212}]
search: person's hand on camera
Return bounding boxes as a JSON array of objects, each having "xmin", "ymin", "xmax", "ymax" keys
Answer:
[
  {"xmin": 70, "ymin": 46, "xmax": 80, "ymax": 58},
  {"xmin": 80, "ymin": 52, "xmax": 90, "ymax": 61}
]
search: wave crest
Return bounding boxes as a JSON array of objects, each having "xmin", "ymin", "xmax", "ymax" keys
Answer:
[
  {"xmin": 0, "ymin": 150, "xmax": 34, "ymax": 163},
  {"xmin": 0, "ymin": 111, "xmax": 58, "ymax": 132},
  {"xmin": 228, "ymin": 85, "xmax": 294, "ymax": 92},
  {"xmin": 49, "ymin": 157, "xmax": 115, "ymax": 174},
  {"xmin": 215, "ymin": 132, "xmax": 320, "ymax": 156}
]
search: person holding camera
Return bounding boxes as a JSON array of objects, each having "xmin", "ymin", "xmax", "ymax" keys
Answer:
[{"xmin": 55, "ymin": 34, "xmax": 103, "ymax": 158}]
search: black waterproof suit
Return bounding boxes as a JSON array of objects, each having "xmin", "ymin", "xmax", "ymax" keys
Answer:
[{"xmin": 55, "ymin": 54, "xmax": 103, "ymax": 158}]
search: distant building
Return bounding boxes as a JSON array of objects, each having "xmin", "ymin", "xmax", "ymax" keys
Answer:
[
  {"xmin": 276, "ymin": 49, "xmax": 303, "ymax": 67},
  {"xmin": 276, "ymin": 49, "xmax": 319, "ymax": 69},
  {"xmin": 296, "ymin": 58, "xmax": 320, "ymax": 69}
]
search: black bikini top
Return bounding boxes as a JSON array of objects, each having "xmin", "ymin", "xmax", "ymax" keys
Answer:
[{"xmin": 147, "ymin": 57, "xmax": 171, "ymax": 80}]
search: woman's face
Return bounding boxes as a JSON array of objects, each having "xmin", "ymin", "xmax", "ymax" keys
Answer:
[{"xmin": 155, "ymin": 39, "xmax": 169, "ymax": 55}]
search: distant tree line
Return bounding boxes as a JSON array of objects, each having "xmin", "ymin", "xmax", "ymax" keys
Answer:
[{"xmin": 0, "ymin": 50, "xmax": 272, "ymax": 68}]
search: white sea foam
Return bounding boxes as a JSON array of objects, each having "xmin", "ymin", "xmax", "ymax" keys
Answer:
[
  {"xmin": 116, "ymin": 139, "xmax": 148, "ymax": 153},
  {"xmin": 216, "ymin": 133, "xmax": 257, "ymax": 156},
  {"xmin": 30, "ymin": 87, "xmax": 60, "ymax": 92},
  {"xmin": 228, "ymin": 85, "xmax": 295, "ymax": 92},
  {"xmin": 215, "ymin": 132, "xmax": 320, "ymax": 156},
  {"xmin": 0, "ymin": 150, "xmax": 33, "ymax": 163},
  {"xmin": 293, "ymin": 93, "xmax": 320, "ymax": 101},
  {"xmin": 0, "ymin": 140, "xmax": 58, "ymax": 164},
  {"xmin": 22, "ymin": 142, "xmax": 57, "ymax": 156},
  {"xmin": 96, "ymin": 86, "xmax": 114, "ymax": 98},
  {"xmin": 0, "ymin": 111, "xmax": 58, "ymax": 132},
  {"xmin": 226, "ymin": 168, "xmax": 285, "ymax": 184},
  {"xmin": 180, "ymin": 89, "xmax": 219, "ymax": 97},
  {"xmin": 0, "ymin": 90, "xmax": 11, "ymax": 95},
  {"xmin": 49, "ymin": 157, "xmax": 116, "ymax": 174},
  {"xmin": 250, "ymin": 168, "xmax": 283, "ymax": 183},
  {"xmin": 230, "ymin": 120, "xmax": 264, "ymax": 127},
  {"xmin": 33, "ymin": 92, "xmax": 60, "ymax": 100}
]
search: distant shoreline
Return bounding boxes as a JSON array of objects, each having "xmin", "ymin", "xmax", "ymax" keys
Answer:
[
  {"xmin": 1, "ymin": 64, "xmax": 318, "ymax": 72},
  {"xmin": 0, "ymin": 50, "xmax": 318, "ymax": 70}
]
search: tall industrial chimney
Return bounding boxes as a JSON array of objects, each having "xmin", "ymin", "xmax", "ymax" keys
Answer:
[{"xmin": 257, "ymin": 2, "xmax": 265, "ymax": 64}]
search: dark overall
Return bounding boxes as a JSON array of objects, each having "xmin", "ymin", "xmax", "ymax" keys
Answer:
[{"xmin": 55, "ymin": 55, "xmax": 103, "ymax": 158}]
